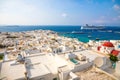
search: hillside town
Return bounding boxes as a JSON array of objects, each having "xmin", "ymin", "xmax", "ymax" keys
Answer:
[{"xmin": 0, "ymin": 30, "xmax": 120, "ymax": 80}]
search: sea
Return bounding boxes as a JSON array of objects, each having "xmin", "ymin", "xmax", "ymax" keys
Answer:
[{"xmin": 0, "ymin": 25, "xmax": 120, "ymax": 43}]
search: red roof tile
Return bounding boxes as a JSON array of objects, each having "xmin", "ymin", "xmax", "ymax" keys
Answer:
[
  {"xmin": 111, "ymin": 50, "xmax": 120, "ymax": 56},
  {"xmin": 102, "ymin": 42, "xmax": 114, "ymax": 47}
]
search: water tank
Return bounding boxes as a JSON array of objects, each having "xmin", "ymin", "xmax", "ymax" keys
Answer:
[{"xmin": 94, "ymin": 57, "xmax": 106, "ymax": 68}]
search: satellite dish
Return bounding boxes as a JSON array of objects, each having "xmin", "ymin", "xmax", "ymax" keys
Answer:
[{"xmin": 94, "ymin": 57, "xmax": 106, "ymax": 67}]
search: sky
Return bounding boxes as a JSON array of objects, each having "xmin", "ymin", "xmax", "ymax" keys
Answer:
[{"xmin": 0, "ymin": 0, "xmax": 120, "ymax": 26}]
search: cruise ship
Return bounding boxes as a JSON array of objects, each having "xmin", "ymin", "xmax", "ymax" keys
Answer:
[{"xmin": 81, "ymin": 24, "xmax": 104, "ymax": 30}]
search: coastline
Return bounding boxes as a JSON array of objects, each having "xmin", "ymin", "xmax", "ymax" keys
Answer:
[
  {"xmin": 0, "ymin": 26, "xmax": 120, "ymax": 43},
  {"xmin": 0, "ymin": 29, "xmax": 120, "ymax": 80}
]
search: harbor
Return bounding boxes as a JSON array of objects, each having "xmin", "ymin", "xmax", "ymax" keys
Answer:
[{"xmin": 0, "ymin": 0, "xmax": 120, "ymax": 80}]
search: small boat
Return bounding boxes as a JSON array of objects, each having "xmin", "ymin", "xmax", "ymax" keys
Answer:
[
  {"xmin": 96, "ymin": 38, "xmax": 100, "ymax": 40},
  {"xmin": 114, "ymin": 31, "xmax": 120, "ymax": 34},
  {"xmin": 88, "ymin": 35, "xmax": 92, "ymax": 38},
  {"xmin": 71, "ymin": 31, "xmax": 76, "ymax": 33},
  {"xmin": 71, "ymin": 31, "xmax": 85, "ymax": 34},
  {"xmin": 107, "ymin": 30, "xmax": 112, "ymax": 32},
  {"xmin": 98, "ymin": 30, "xmax": 106, "ymax": 32}
]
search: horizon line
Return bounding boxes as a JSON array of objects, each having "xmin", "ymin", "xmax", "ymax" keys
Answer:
[{"xmin": 0, "ymin": 24, "xmax": 80, "ymax": 26}]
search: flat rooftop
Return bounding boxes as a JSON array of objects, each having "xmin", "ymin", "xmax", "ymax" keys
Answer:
[
  {"xmin": 1, "ymin": 61, "xmax": 26, "ymax": 80},
  {"xmin": 27, "ymin": 63, "xmax": 51, "ymax": 79},
  {"xmin": 25, "ymin": 53, "xmax": 52, "ymax": 65},
  {"xmin": 74, "ymin": 50, "xmax": 104, "ymax": 62},
  {"xmin": 25, "ymin": 53, "xmax": 68, "ymax": 74}
]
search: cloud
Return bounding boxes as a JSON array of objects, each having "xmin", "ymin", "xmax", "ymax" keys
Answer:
[
  {"xmin": 113, "ymin": 18, "xmax": 118, "ymax": 21},
  {"xmin": 100, "ymin": 16, "xmax": 105, "ymax": 19},
  {"xmin": 112, "ymin": 16, "xmax": 120, "ymax": 21},
  {"xmin": 112, "ymin": 0, "xmax": 115, "ymax": 2},
  {"xmin": 86, "ymin": 0, "xmax": 93, "ymax": 4},
  {"xmin": 94, "ymin": 20, "xmax": 107, "ymax": 24},
  {"xmin": 118, "ymin": 15, "xmax": 120, "ymax": 18},
  {"xmin": 94, "ymin": 18, "xmax": 120, "ymax": 25},
  {"xmin": 61, "ymin": 13, "xmax": 68, "ymax": 18},
  {"xmin": 0, "ymin": 13, "xmax": 30, "ymax": 25},
  {"xmin": 0, "ymin": 0, "xmax": 60, "ymax": 25},
  {"xmin": 113, "ymin": 4, "xmax": 120, "ymax": 10},
  {"xmin": 0, "ymin": 0, "xmax": 38, "ymax": 15},
  {"xmin": 93, "ymin": 16, "xmax": 108, "ymax": 24}
]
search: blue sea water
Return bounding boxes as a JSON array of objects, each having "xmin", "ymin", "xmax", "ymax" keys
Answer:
[{"xmin": 0, "ymin": 25, "xmax": 120, "ymax": 43}]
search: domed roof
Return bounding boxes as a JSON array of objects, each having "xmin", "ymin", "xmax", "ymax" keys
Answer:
[
  {"xmin": 111, "ymin": 50, "xmax": 119, "ymax": 56},
  {"xmin": 102, "ymin": 42, "xmax": 114, "ymax": 47}
]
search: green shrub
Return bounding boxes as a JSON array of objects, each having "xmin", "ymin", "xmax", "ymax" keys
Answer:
[
  {"xmin": 109, "ymin": 54, "xmax": 118, "ymax": 62},
  {"xmin": 0, "ymin": 54, "xmax": 4, "ymax": 60}
]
